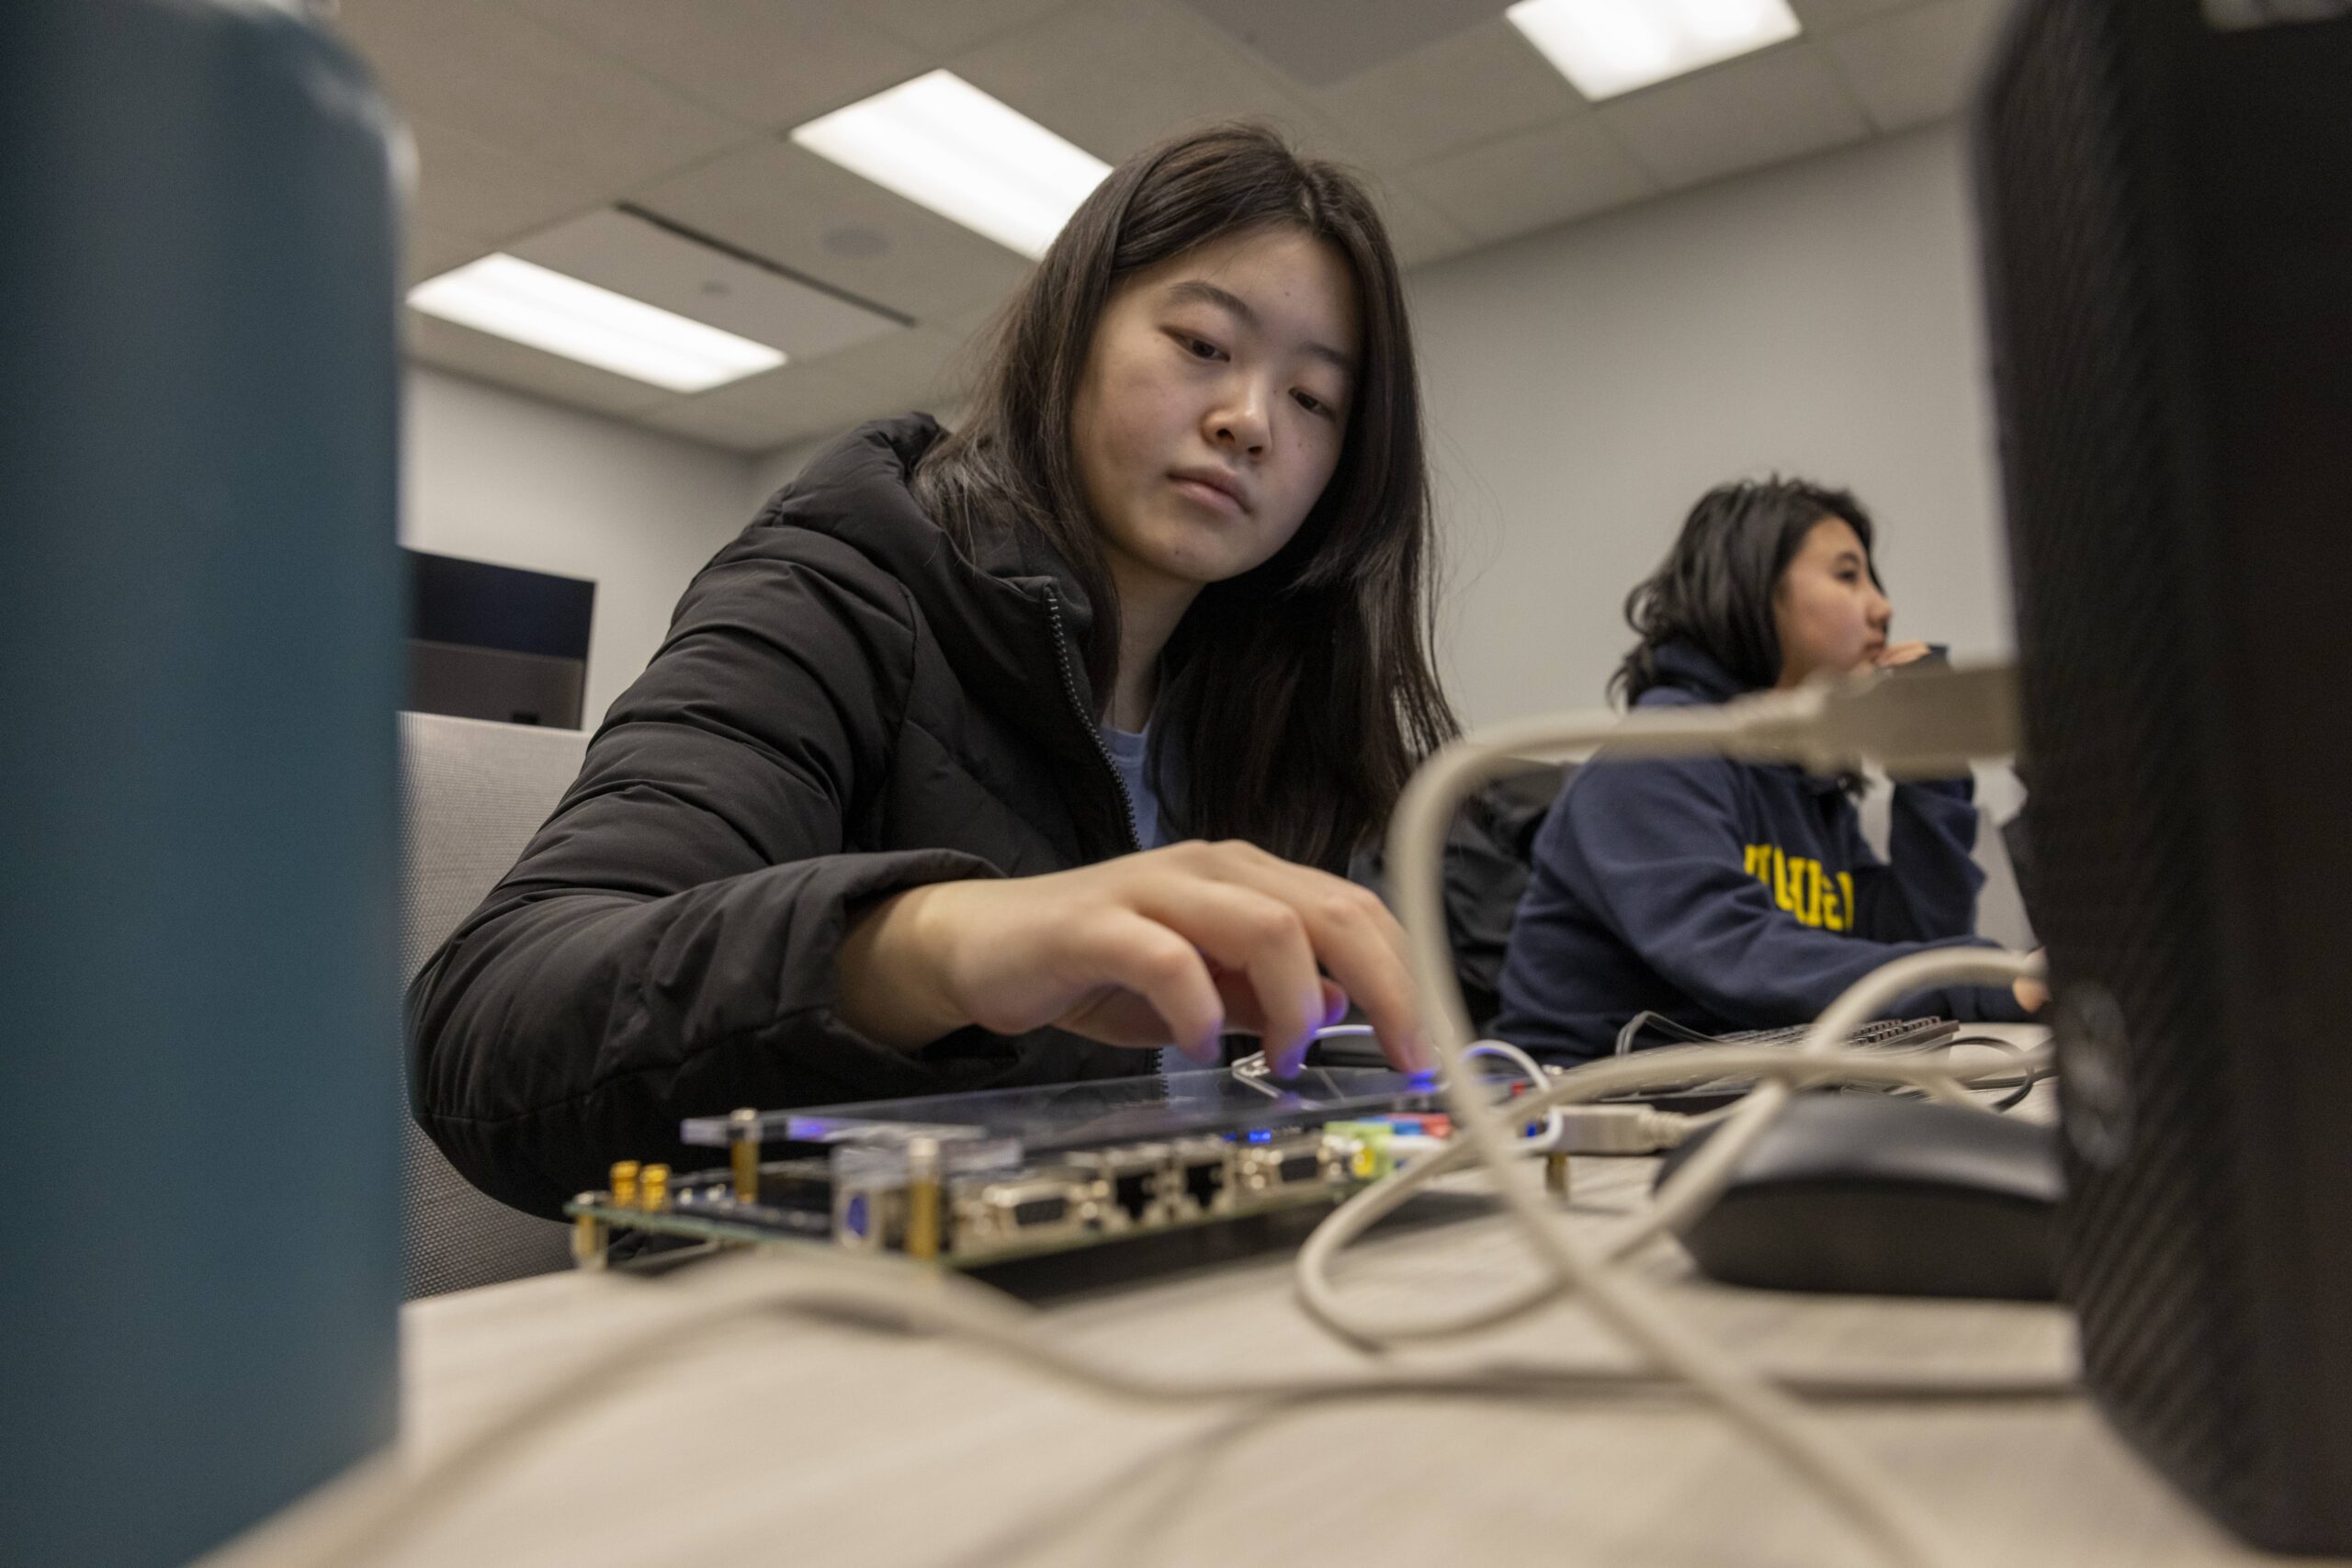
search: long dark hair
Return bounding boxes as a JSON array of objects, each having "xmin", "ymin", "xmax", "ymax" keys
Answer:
[
  {"xmin": 913, "ymin": 122, "xmax": 1455, "ymax": 871},
  {"xmin": 1611, "ymin": 477, "xmax": 1880, "ymax": 705}
]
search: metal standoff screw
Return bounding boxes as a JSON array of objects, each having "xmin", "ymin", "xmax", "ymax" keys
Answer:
[
  {"xmin": 571, "ymin": 1197, "xmax": 608, "ymax": 1270},
  {"xmin": 905, "ymin": 1136, "xmax": 942, "ymax": 1263},
  {"xmin": 639, "ymin": 1163, "xmax": 670, "ymax": 1212},
  {"xmin": 609, "ymin": 1160, "xmax": 640, "ymax": 1208},
  {"xmin": 729, "ymin": 1107, "xmax": 761, "ymax": 1201}
]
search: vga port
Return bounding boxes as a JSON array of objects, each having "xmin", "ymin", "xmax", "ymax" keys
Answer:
[
  {"xmin": 1233, "ymin": 1132, "xmax": 1330, "ymax": 1197},
  {"xmin": 951, "ymin": 1171, "xmax": 1092, "ymax": 1253}
]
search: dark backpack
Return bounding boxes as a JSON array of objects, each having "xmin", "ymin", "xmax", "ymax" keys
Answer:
[{"xmin": 1351, "ymin": 762, "xmax": 1566, "ymax": 1035}]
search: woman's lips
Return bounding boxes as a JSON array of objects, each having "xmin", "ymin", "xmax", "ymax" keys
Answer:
[{"xmin": 1170, "ymin": 473, "xmax": 1246, "ymax": 514}]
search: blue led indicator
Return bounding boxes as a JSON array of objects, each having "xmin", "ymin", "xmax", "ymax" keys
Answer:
[
  {"xmin": 1246, "ymin": 1128, "xmax": 1272, "ymax": 1143},
  {"xmin": 844, "ymin": 1193, "xmax": 870, "ymax": 1238}
]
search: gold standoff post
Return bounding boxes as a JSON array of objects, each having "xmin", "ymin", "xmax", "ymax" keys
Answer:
[
  {"xmin": 1545, "ymin": 1153, "xmax": 1570, "ymax": 1199},
  {"xmin": 572, "ymin": 1201, "xmax": 608, "ymax": 1270},
  {"xmin": 905, "ymin": 1137, "xmax": 942, "ymax": 1262},
  {"xmin": 639, "ymin": 1163, "xmax": 670, "ymax": 1212},
  {"xmin": 609, "ymin": 1159, "xmax": 640, "ymax": 1209},
  {"xmin": 729, "ymin": 1107, "xmax": 761, "ymax": 1201}
]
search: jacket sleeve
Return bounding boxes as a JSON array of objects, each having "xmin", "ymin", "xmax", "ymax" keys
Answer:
[
  {"xmin": 406, "ymin": 529, "xmax": 1001, "ymax": 1218},
  {"xmin": 1845, "ymin": 775, "xmax": 1989, "ymax": 942},
  {"xmin": 1553, "ymin": 758, "xmax": 2019, "ymax": 1030}
]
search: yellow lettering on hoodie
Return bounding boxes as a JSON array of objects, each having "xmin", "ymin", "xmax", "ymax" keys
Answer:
[{"xmin": 1742, "ymin": 845, "xmax": 1855, "ymax": 932}]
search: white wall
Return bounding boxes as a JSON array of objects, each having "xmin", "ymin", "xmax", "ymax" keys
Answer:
[
  {"xmin": 400, "ymin": 367, "xmax": 758, "ymax": 728},
  {"xmin": 1410, "ymin": 123, "xmax": 2012, "ymax": 728},
  {"xmin": 747, "ymin": 436, "xmax": 825, "ymax": 506}
]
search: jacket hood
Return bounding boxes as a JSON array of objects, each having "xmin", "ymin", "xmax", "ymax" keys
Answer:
[
  {"xmin": 1638, "ymin": 640, "xmax": 1840, "ymax": 795},
  {"xmin": 1640, "ymin": 641, "xmax": 1747, "ymax": 706},
  {"xmin": 753, "ymin": 414, "xmax": 1108, "ymax": 741}
]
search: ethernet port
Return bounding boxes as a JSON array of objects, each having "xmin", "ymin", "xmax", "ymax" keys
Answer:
[
  {"xmin": 1182, "ymin": 1157, "xmax": 1226, "ymax": 1212},
  {"xmin": 1113, "ymin": 1169, "xmax": 1156, "ymax": 1223}
]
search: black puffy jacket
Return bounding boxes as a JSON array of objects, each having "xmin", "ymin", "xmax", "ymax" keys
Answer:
[{"xmin": 407, "ymin": 415, "xmax": 1158, "ymax": 1217}]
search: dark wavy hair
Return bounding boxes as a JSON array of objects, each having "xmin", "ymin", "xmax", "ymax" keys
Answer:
[
  {"xmin": 912, "ymin": 122, "xmax": 1456, "ymax": 872},
  {"xmin": 1611, "ymin": 477, "xmax": 1880, "ymax": 705}
]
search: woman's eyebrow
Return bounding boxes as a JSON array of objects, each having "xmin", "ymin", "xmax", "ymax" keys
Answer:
[{"xmin": 1165, "ymin": 278, "xmax": 1355, "ymax": 375}]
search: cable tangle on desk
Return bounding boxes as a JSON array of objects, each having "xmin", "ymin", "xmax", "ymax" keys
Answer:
[{"xmin": 201, "ymin": 681, "xmax": 2058, "ymax": 1568}]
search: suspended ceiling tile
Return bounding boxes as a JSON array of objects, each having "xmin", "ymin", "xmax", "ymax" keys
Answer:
[
  {"xmin": 820, "ymin": 323, "xmax": 985, "ymax": 410},
  {"xmin": 632, "ymin": 138, "xmax": 1035, "ymax": 324},
  {"xmin": 641, "ymin": 363, "xmax": 910, "ymax": 452},
  {"xmin": 861, "ymin": 0, "xmax": 1084, "ymax": 55},
  {"xmin": 1400, "ymin": 116, "xmax": 1657, "ymax": 246},
  {"xmin": 1360, "ymin": 175, "xmax": 1480, "ymax": 270},
  {"xmin": 1789, "ymin": 0, "xmax": 1924, "ymax": 32},
  {"xmin": 406, "ymin": 223, "xmax": 491, "ymax": 290},
  {"xmin": 510, "ymin": 208, "xmax": 907, "ymax": 363},
  {"xmin": 402, "ymin": 116, "xmax": 604, "ymax": 252},
  {"xmin": 503, "ymin": 0, "xmax": 925, "ymax": 130},
  {"xmin": 938, "ymin": 295, "xmax": 1015, "ymax": 344},
  {"xmin": 1828, "ymin": 0, "xmax": 2014, "ymax": 133},
  {"xmin": 336, "ymin": 0, "xmax": 750, "ymax": 191},
  {"xmin": 403, "ymin": 314, "xmax": 676, "ymax": 419},
  {"xmin": 1180, "ymin": 0, "xmax": 1500, "ymax": 87},
  {"xmin": 1599, "ymin": 42, "xmax": 1872, "ymax": 190},
  {"xmin": 1308, "ymin": 17, "xmax": 1589, "ymax": 169},
  {"xmin": 950, "ymin": 0, "xmax": 1337, "ymax": 166}
]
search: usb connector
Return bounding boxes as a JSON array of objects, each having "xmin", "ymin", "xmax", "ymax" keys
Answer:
[{"xmin": 1538, "ymin": 1103, "xmax": 1698, "ymax": 1156}]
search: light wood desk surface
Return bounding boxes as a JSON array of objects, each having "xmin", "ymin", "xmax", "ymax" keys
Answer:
[{"xmin": 397, "ymin": 1059, "xmax": 2333, "ymax": 1568}]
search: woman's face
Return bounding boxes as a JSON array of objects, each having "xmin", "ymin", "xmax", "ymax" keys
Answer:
[
  {"xmin": 1773, "ymin": 516, "xmax": 1892, "ymax": 687},
  {"xmin": 1069, "ymin": 225, "xmax": 1360, "ymax": 609}
]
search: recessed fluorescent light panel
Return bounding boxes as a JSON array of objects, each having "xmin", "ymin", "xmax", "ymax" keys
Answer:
[
  {"xmin": 406, "ymin": 254, "xmax": 786, "ymax": 392},
  {"xmin": 790, "ymin": 70, "xmax": 1111, "ymax": 260},
  {"xmin": 1506, "ymin": 0, "xmax": 1803, "ymax": 101}
]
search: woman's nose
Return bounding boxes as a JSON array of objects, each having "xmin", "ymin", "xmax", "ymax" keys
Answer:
[{"xmin": 1210, "ymin": 383, "xmax": 1270, "ymax": 456}]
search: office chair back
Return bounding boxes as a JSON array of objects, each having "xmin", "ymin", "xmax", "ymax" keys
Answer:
[{"xmin": 398, "ymin": 710, "xmax": 590, "ymax": 1298}]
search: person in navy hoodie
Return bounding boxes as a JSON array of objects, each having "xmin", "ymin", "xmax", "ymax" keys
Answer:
[{"xmin": 1492, "ymin": 478, "xmax": 2042, "ymax": 1062}]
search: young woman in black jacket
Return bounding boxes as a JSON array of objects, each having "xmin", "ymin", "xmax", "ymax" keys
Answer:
[{"xmin": 409, "ymin": 124, "xmax": 1458, "ymax": 1216}]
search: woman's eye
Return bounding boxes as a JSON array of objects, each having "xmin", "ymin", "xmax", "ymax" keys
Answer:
[
  {"xmin": 1293, "ymin": 390, "xmax": 1334, "ymax": 418},
  {"xmin": 1178, "ymin": 333, "xmax": 1224, "ymax": 360}
]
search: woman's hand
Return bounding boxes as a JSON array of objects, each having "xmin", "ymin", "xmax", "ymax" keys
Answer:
[{"xmin": 834, "ymin": 840, "xmax": 1431, "ymax": 1077}]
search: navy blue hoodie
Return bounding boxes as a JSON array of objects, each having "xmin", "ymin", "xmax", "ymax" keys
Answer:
[{"xmin": 1492, "ymin": 643, "xmax": 2026, "ymax": 1061}]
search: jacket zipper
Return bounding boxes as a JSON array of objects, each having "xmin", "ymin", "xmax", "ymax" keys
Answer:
[
  {"xmin": 1041, "ymin": 586, "xmax": 1143, "ymax": 857},
  {"xmin": 1042, "ymin": 587, "xmax": 1166, "ymax": 1086}
]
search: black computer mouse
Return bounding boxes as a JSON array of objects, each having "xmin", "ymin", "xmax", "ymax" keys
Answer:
[{"xmin": 1653, "ymin": 1091, "xmax": 2063, "ymax": 1301}]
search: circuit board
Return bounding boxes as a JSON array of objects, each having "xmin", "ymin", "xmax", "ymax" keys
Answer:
[{"xmin": 566, "ymin": 1066, "xmax": 1463, "ymax": 1269}]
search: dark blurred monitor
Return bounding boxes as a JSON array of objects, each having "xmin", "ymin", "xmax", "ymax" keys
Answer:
[
  {"xmin": 1975, "ymin": 0, "xmax": 2352, "ymax": 1551},
  {"xmin": 405, "ymin": 549, "xmax": 594, "ymax": 728}
]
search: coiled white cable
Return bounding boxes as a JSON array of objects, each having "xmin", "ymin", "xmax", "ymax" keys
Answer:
[{"xmin": 1363, "ymin": 694, "xmax": 2042, "ymax": 1568}]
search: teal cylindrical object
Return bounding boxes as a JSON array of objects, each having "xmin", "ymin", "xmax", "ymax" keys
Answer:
[{"xmin": 0, "ymin": 3, "xmax": 407, "ymax": 1564}]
